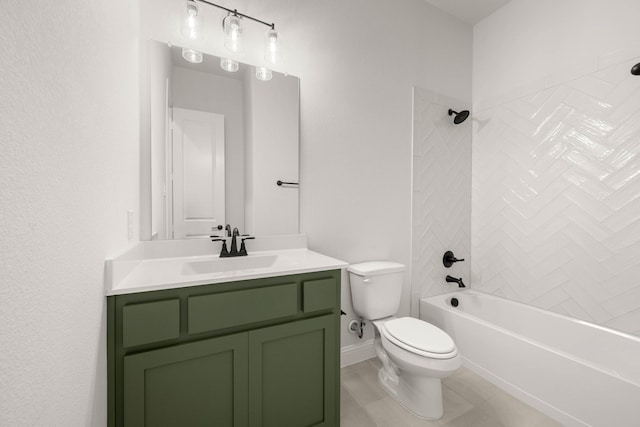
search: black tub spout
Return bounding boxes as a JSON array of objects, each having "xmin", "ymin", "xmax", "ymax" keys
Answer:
[{"xmin": 446, "ymin": 275, "xmax": 466, "ymax": 288}]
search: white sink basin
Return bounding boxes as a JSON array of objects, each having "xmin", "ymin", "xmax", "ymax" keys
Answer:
[{"xmin": 183, "ymin": 254, "xmax": 279, "ymax": 275}]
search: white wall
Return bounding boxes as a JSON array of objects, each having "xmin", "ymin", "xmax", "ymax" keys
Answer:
[
  {"xmin": 472, "ymin": 0, "xmax": 640, "ymax": 336},
  {"xmin": 287, "ymin": 0, "xmax": 472, "ymax": 348},
  {"xmin": 473, "ymin": 0, "xmax": 640, "ymax": 107},
  {"xmin": 140, "ymin": 0, "xmax": 472, "ymax": 348},
  {"xmin": 0, "ymin": 1, "xmax": 139, "ymax": 426}
]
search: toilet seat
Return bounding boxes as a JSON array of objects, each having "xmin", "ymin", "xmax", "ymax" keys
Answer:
[{"xmin": 381, "ymin": 317, "xmax": 457, "ymax": 359}]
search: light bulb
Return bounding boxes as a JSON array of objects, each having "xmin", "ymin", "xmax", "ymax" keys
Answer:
[
  {"xmin": 256, "ymin": 67, "xmax": 272, "ymax": 81},
  {"xmin": 223, "ymin": 14, "xmax": 243, "ymax": 53},
  {"xmin": 264, "ymin": 29, "xmax": 281, "ymax": 65},
  {"xmin": 220, "ymin": 57, "xmax": 239, "ymax": 72},
  {"xmin": 181, "ymin": 0, "xmax": 203, "ymax": 41}
]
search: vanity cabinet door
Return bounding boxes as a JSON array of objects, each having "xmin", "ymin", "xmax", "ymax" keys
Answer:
[
  {"xmin": 248, "ymin": 314, "xmax": 337, "ymax": 427},
  {"xmin": 123, "ymin": 333, "xmax": 248, "ymax": 427}
]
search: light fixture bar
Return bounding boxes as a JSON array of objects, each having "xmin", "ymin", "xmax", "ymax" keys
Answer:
[{"xmin": 195, "ymin": 0, "xmax": 275, "ymax": 30}]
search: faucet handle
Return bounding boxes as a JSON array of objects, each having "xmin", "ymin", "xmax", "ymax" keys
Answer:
[
  {"xmin": 211, "ymin": 237, "xmax": 230, "ymax": 256},
  {"xmin": 238, "ymin": 236, "xmax": 255, "ymax": 256},
  {"xmin": 443, "ymin": 251, "xmax": 465, "ymax": 268}
]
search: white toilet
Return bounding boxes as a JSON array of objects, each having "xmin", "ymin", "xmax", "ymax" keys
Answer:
[{"xmin": 348, "ymin": 261, "xmax": 461, "ymax": 420}]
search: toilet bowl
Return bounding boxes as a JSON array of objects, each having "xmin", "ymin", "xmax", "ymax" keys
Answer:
[
  {"xmin": 373, "ymin": 317, "xmax": 461, "ymax": 419},
  {"xmin": 347, "ymin": 261, "xmax": 461, "ymax": 420}
]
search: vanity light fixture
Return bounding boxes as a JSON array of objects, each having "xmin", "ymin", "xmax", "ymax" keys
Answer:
[
  {"xmin": 180, "ymin": 0, "xmax": 282, "ymax": 74},
  {"xmin": 255, "ymin": 66, "xmax": 272, "ymax": 81},
  {"xmin": 181, "ymin": 0, "xmax": 203, "ymax": 41},
  {"xmin": 223, "ymin": 13, "xmax": 243, "ymax": 53},
  {"xmin": 264, "ymin": 28, "xmax": 281, "ymax": 65}
]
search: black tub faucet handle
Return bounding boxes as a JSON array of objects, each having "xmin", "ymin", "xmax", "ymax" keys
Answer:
[{"xmin": 443, "ymin": 251, "xmax": 465, "ymax": 268}]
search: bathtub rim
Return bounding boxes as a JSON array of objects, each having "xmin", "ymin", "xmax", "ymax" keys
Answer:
[
  {"xmin": 420, "ymin": 289, "xmax": 640, "ymax": 388},
  {"xmin": 421, "ymin": 289, "xmax": 640, "ymax": 345}
]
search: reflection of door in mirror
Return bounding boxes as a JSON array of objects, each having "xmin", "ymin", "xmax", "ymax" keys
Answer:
[{"xmin": 171, "ymin": 108, "xmax": 225, "ymax": 239}]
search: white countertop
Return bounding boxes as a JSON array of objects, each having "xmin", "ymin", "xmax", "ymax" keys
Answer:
[{"xmin": 105, "ymin": 236, "xmax": 347, "ymax": 296}]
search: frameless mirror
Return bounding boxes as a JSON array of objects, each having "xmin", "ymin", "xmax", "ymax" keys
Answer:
[{"xmin": 140, "ymin": 40, "xmax": 300, "ymax": 240}]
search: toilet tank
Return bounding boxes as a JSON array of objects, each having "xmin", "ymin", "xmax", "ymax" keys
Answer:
[{"xmin": 348, "ymin": 261, "xmax": 405, "ymax": 320}]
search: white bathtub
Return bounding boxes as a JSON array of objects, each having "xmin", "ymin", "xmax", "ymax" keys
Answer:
[{"xmin": 420, "ymin": 290, "xmax": 640, "ymax": 427}]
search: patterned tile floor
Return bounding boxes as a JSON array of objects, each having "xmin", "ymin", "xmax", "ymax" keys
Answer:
[{"xmin": 341, "ymin": 359, "xmax": 563, "ymax": 427}]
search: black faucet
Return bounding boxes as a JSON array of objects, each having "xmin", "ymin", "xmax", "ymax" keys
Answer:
[
  {"xmin": 210, "ymin": 225, "xmax": 255, "ymax": 257},
  {"xmin": 446, "ymin": 275, "xmax": 466, "ymax": 288},
  {"xmin": 230, "ymin": 227, "xmax": 240, "ymax": 254}
]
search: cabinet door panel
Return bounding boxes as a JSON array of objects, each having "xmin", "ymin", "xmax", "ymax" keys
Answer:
[
  {"xmin": 124, "ymin": 333, "xmax": 248, "ymax": 427},
  {"xmin": 248, "ymin": 315, "xmax": 336, "ymax": 427}
]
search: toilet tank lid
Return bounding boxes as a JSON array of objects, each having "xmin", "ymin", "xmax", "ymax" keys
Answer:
[{"xmin": 348, "ymin": 261, "xmax": 405, "ymax": 276}]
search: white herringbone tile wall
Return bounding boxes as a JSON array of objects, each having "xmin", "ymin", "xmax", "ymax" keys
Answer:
[
  {"xmin": 472, "ymin": 57, "xmax": 640, "ymax": 337},
  {"xmin": 412, "ymin": 87, "xmax": 471, "ymax": 308}
]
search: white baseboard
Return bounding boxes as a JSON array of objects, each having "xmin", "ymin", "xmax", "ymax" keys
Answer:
[{"xmin": 340, "ymin": 339, "xmax": 376, "ymax": 368}]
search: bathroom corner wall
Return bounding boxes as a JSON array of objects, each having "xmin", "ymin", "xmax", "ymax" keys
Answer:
[
  {"xmin": 411, "ymin": 88, "xmax": 471, "ymax": 313},
  {"xmin": 472, "ymin": 0, "xmax": 640, "ymax": 336}
]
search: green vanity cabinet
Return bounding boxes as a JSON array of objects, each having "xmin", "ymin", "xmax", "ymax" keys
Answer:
[{"xmin": 107, "ymin": 270, "xmax": 340, "ymax": 427}]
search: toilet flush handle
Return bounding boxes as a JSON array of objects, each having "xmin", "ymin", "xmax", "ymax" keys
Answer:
[{"xmin": 363, "ymin": 276, "xmax": 371, "ymax": 283}]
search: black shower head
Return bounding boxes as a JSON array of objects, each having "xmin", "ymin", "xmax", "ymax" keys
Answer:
[
  {"xmin": 448, "ymin": 109, "xmax": 470, "ymax": 125},
  {"xmin": 632, "ymin": 62, "xmax": 640, "ymax": 76}
]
